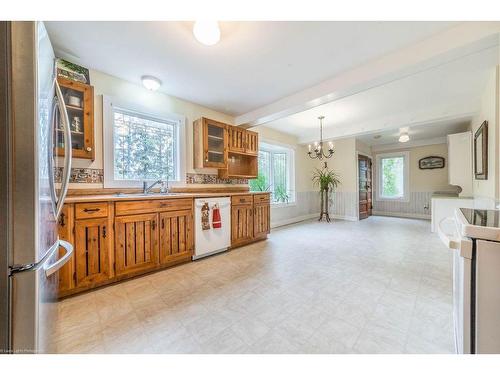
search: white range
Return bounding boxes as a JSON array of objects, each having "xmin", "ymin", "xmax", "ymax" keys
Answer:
[{"xmin": 438, "ymin": 207, "xmax": 500, "ymax": 354}]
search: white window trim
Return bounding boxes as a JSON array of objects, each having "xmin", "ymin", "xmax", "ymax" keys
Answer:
[
  {"xmin": 103, "ymin": 95, "xmax": 186, "ymax": 188},
  {"xmin": 375, "ymin": 151, "xmax": 410, "ymax": 202},
  {"xmin": 259, "ymin": 139, "xmax": 296, "ymax": 206}
]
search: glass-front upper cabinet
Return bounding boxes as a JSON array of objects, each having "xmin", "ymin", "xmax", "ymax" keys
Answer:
[
  {"xmin": 56, "ymin": 77, "xmax": 95, "ymax": 160},
  {"xmin": 194, "ymin": 117, "xmax": 228, "ymax": 169}
]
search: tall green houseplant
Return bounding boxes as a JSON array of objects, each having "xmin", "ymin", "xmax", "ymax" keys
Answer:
[{"xmin": 312, "ymin": 164, "xmax": 341, "ymax": 222}]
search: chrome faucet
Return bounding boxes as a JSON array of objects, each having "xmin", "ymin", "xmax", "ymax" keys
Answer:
[{"xmin": 143, "ymin": 180, "xmax": 163, "ymax": 194}]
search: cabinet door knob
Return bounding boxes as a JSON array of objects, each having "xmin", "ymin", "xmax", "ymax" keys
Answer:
[{"xmin": 86, "ymin": 147, "xmax": 92, "ymax": 152}]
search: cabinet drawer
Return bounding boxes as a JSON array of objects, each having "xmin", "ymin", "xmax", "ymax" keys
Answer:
[
  {"xmin": 75, "ymin": 202, "xmax": 108, "ymax": 219},
  {"xmin": 115, "ymin": 198, "xmax": 193, "ymax": 216},
  {"xmin": 231, "ymin": 195, "xmax": 253, "ymax": 206},
  {"xmin": 253, "ymin": 193, "xmax": 270, "ymax": 204}
]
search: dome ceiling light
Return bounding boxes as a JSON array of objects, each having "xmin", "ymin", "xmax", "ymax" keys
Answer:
[
  {"xmin": 193, "ymin": 21, "xmax": 221, "ymax": 46},
  {"xmin": 141, "ymin": 75, "xmax": 162, "ymax": 91},
  {"xmin": 399, "ymin": 131, "xmax": 410, "ymax": 143}
]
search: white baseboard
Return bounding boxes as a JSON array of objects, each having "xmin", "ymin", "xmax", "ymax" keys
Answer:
[
  {"xmin": 271, "ymin": 213, "xmax": 358, "ymax": 228},
  {"xmin": 372, "ymin": 210, "xmax": 431, "ymax": 220},
  {"xmin": 271, "ymin": 213, "xmax": 319, "ymax": 228},
  {"xmin": 331, "ymin": 214, "xmax": 358, "ymax": 222}
]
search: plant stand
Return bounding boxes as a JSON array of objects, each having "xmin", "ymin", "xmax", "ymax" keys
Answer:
[{"xmin": 318, "ymin": 188, "xmax": 331, "ymax": 222}]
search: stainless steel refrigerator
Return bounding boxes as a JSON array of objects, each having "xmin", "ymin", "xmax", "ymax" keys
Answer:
[{"xmin": 0, "ymin": 21, "xmax": 74, "ymax": 354}]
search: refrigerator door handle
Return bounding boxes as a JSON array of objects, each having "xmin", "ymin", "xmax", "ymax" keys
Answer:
[
  {"xmin": 47, "ymin": 93, "xmax": 58, "ymax": 216},
  {"xmin": 9, "ymin": 238, "xmax": 60, "ymax": 275},
  {"xmin": 48, "ymin": 78, "xmax": 72, "ymax": 220},
  {"xmin": 44, "ymin": 240, "xmax": 74, "ymax": 277}
]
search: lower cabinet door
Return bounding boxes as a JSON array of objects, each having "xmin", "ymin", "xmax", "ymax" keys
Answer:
[
  {"xmin": 159, "ymin": 210, "xmax": 193, "ymax": 264},
  {"xmin": 254, "ymin": 203, "xmax": 270, "ymax": 238},
  {"xmin": 74, "ymin": 217, "xmax": 111, "ymax": 287},
  {"xmin": 231, "ymin": 204, "xmax": 254, "ymax": 246},
  {"xmin": 115, "ymin": 213, "xmax": 159, "ymax": 276},
  {"xmin": 57, "ymin": 204, "xmax": 75, "ymax": 293}
]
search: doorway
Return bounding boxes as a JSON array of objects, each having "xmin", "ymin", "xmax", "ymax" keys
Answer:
[{"xmin": 358, "ymin": 154, "xmax": 372, "ymax": 220}]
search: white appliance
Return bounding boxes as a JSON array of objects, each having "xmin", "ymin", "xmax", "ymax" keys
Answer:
[
  {"xmin": 0, "ymin": 22, "xmax": 74, "ymax": 353},
  {"xmin": 431, "ymin": 196, "xmax": 474, "ymax": 233},
  {"xmin": 193, "ymin": 197, "xmax": 231, "ymax": 260},
  {"xmin": 437, "ymin": 207, "xmax": 500, "ymax": 354}
]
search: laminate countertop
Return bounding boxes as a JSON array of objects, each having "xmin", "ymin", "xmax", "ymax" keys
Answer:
[{"xmin": 64, "ymin": 191, "xmax": 268, "ymax": 203}]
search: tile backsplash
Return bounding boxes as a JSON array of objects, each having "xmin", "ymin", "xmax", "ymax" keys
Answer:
[
  {"xmin": 55, "ymin": 168, "xmax": 248, "ymax": 185},
  {"xmin": 55, "ymin": 167, "xmax": 103, "ymax": 183},
  {"xmin": 185, "ymin": 173, "xmax": 248, "ymax": 185}
]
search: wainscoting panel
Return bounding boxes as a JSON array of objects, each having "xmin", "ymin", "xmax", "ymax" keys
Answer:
[
  {"xmin": 271, "ymin": 191, "xmax": 358, "ymax": 228},
  {"xmin": 372, "ymin": 191, "xmax": 432, "ymax": 219},
  {"xmin": 330, "ymin": 191, "xmax": 358, "ymax": 220}
]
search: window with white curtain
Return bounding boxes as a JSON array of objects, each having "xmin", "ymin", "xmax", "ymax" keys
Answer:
[{"xmin": 250, "ymin": 142, "xmax": 295, "ymax": 204}]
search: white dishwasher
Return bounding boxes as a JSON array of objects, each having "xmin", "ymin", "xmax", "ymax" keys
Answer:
[{"xmin": 193, "ymin": 197, "xmax": 231, "ymax": 260}]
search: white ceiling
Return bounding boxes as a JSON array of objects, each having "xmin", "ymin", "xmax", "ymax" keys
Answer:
[
  {"xmin": 261, "ymin": 44, "xmax": 498, "ymax": 144},
  {"xmin": 356, "ymin": 118, "xmax": 471, "ymax": 146},
  {"xmin": 44, "ymin": 21, "xmax": 457, "ymax": 115}
]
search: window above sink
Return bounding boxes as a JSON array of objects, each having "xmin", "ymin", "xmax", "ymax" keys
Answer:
[{"xmin": 102, "ymin": 95, "xmax": 186, "ymax": 188}]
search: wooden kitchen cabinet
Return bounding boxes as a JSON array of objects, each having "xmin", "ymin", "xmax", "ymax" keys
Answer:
[
  {"xmin": 57, "ymin": 204, "xmax": 75, "ymax": 294},
  {"xmin": 114, "ymin": 213, "xmax": 159, "ymax": 276},
  {"xmin": 194, "ymin": 117, "xmax": 259, "ymax": 178},
  {"xmin": 227, "ymin": 126, "xmax": 246, "ymax": 154},
  {"xmin": 159, "ymin": 210, "xmax": 193, "ymax": 265},
  {"xmin": 56, "ymin": 193, "xmax": 267, "ymax": 298},
  {"xmin": 227, "ymin": 126, "xmax": 258, "ymax": 155},
  {"xmin": 193, "ymin": 117, "xmax": 228, "ymax": 169},
  {"xmin": 231, "ymin": 195, "xmax": 254, "ymax": 247},
  {"xmin": 56, "ymin": 77, "xmax": 95, "ymax": 160},
  {"xmin": 244, "ymin": 130, "xmax": 258, "ymax": 155},
  {"xmin": 74, "ymin": 217, "xmax": 111, "ymax": 287},
  {"xmin": 253, "ymin": 194, "xmax": 271, "ymax": 239},
  {"xmin": 231, "ymin": 193, "xmax": 270, "ymax": 248}
]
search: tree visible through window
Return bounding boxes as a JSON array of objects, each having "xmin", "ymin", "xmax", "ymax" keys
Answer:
[
  {"xmin": 113, "ymin": 109, "xmax": 178, "ymax": 181},
  {"xmin": 249, "ymin": 143, "xmax": 294, "ymax": 204},
  {"xmin": 380, "ymin": 156, "xmax": 404, "ymax": 198}
]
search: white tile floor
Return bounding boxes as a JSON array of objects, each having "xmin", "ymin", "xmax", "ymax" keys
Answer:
[{"xmin": 49, "ymin": 216, "xmax": 455, "ymax": 354}]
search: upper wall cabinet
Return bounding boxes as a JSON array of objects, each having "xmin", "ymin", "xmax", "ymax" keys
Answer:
[
  {"xmin": 228, "ymin": 127, "xmax": 258, "ymax": 155},
  {"xmin": 193, "ymin": 117, "xmax": 228, "ymax": 169},
  {"xmin": 56, "ymin": 77, "xmax": 95, "ymax": 160},
  {"xmin": 193, "ymin": 117, "xmax": 259, "ymax": 178}
]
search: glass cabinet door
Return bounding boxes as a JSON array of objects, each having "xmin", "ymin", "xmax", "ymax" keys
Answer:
[
  {"xmin": 56, "ymin": 77, "xmax": 94, "ymax": 160},
  {"xmin": 203, "ymin": 119, "xmax": 227, "ymax": 168}
]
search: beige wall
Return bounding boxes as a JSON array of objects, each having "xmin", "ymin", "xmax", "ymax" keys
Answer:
[
  {"xmin": 372, "ymin": 143, "xmax": 457, "ymax": 193},
  {"xmin": 318, "ymin": 137, "xmax": 357, "ymax": 193},
  {"xmin": 69, "ymin": 69, "xmax": 234, "ymax": 188},
  {"xmin": 470, "ymin": 66, "xmax": 500, "ymax": 201},
  {"xmin": 372, "ymin": 142, "xmax": 458, "ymax": 218},
  {"xmin": 355, "ymin": 139, "xmax": 372, "ymax": 157}
]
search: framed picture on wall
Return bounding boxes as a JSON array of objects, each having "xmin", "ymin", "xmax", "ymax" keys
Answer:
[
  {"xmin": 418, "ymin": 156, "xmax": 445, "ymax": 170},
  {"xmin": 474, "ymin": 120, "xmax": 488, "ymax": 180}
]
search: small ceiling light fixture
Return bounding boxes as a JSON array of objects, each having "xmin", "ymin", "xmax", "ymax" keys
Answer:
[
  {"xmin": 399, "ymin": 131, "xmax": 410, "ymax": 143},
  {"xmin": 141, "ymin": 75, "xmax": 161, "ymax": 91},
  {"xmin": 193, "ymin": 20, "xmax": 221, "ymax": 46}
]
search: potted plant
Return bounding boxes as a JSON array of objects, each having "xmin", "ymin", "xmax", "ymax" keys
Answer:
[
  {"xmin": 249, "ymin": 173, "xmax": 270, "ymax": 192},
  {"xmin": 312, "ymin": 164, "xmax": 341, "ymax": 222}
]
